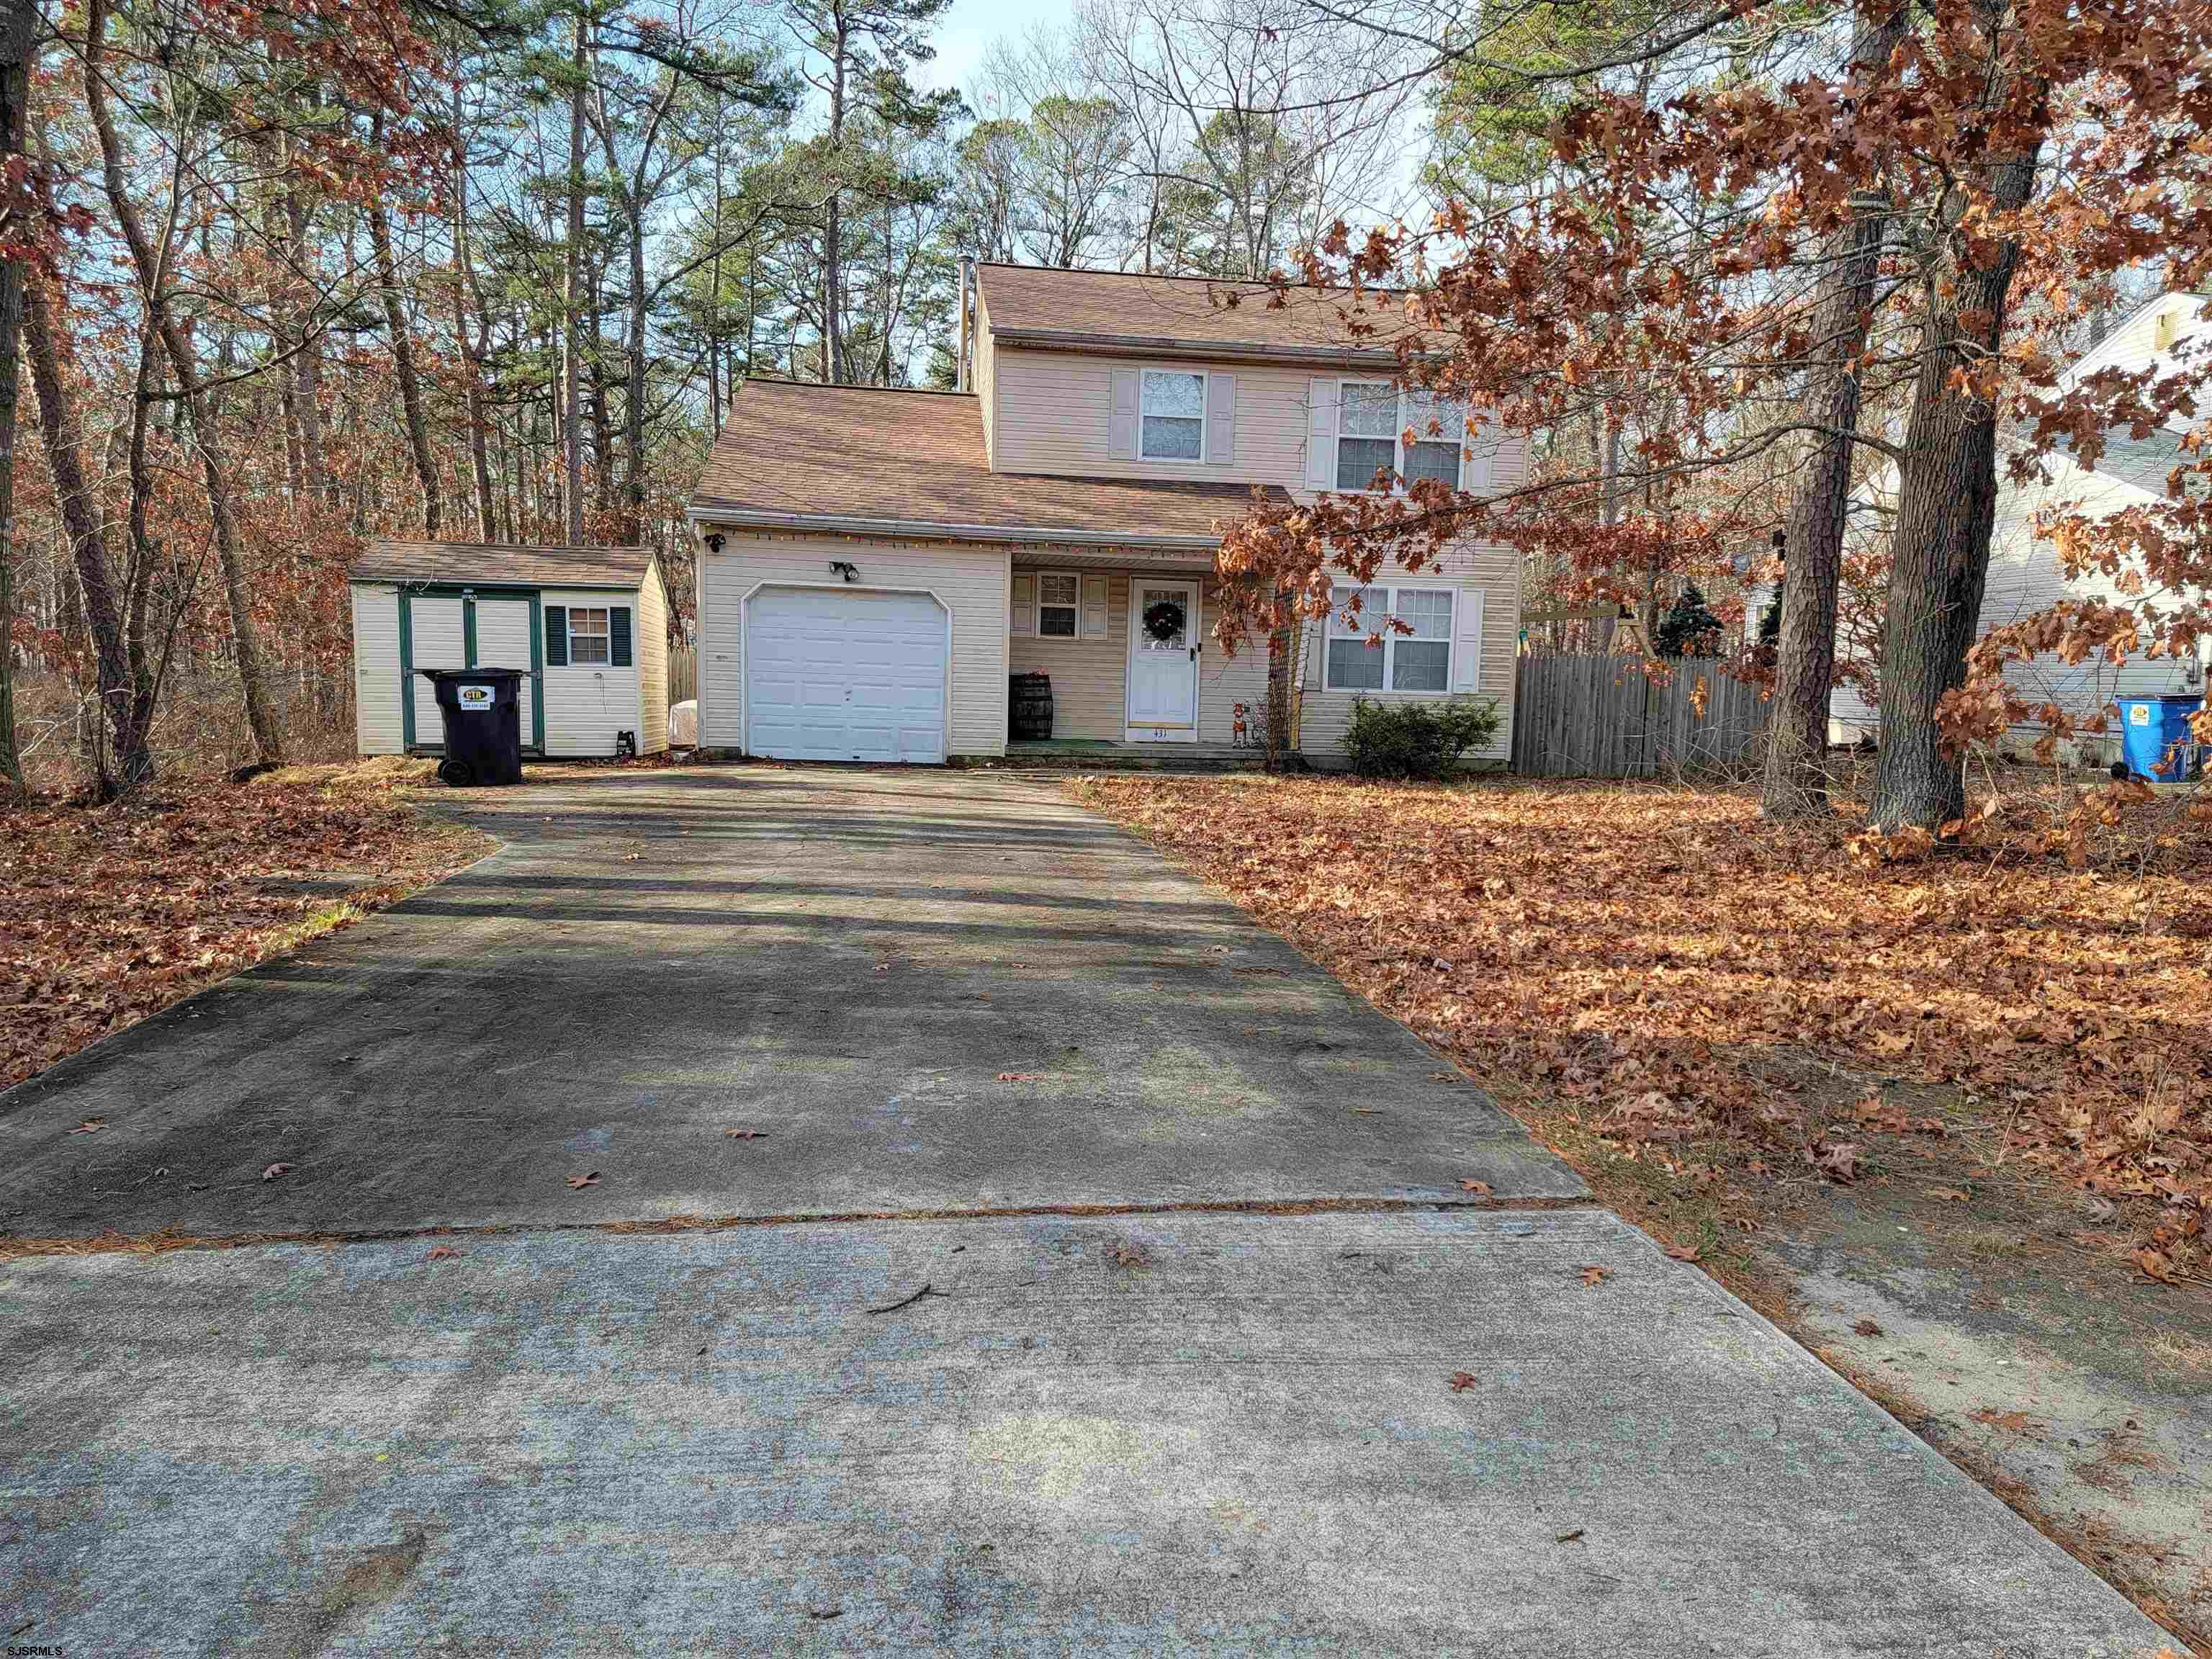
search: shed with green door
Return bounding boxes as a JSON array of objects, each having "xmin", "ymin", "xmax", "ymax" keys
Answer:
[{"xmin": 349, "ymin": 540, "xmax": 670, "ymax": 760}]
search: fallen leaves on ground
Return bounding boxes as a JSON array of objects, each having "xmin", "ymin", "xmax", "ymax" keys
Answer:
[
  {"xmin": 1853, "ymin": 1318, "xmax": 1884, "ymax": 1336},
  {"xmin": 1, "ymin": 762, "xmax": 488, "ymax": 1092},
  {"xmin": 426, "ymin": 1246, "xmax": 459, "ymax": 1261},
  {"xmin": 724, "ymin": 1128, "xmax": 769, "ymax": 1141},
  {"xmin": 995, "ymin": 1071, "xmax": 1040, "ymax": 1082},
  {"xmin": 1664, "ymin": 1243, "xmax": 1702, "ymax": 1262},
  {"xmin": 260, "ymin": 1163, "xmax": 292, "ymax": 1182},
  {"xmin": 1449, "ymin": 1371, "xmax": 1479, "ymax": 1393},
  {"xmin": 1968, "ymin": 1406, "xmax": 2046, "ymax": 1439},
  {"xmin": 1579, "ymin": 1264, "xmax": 1610, "ymax": 1287},
  {"xmin": 65, "ymin": 1119, "xmax": 104, "ymax": 1136},
  {"xmin": 567, "ymin": 1172, "xmax": 600, "ymax": 1190},
  {"xmin": 1069, "ymin": 775, "xmax": 2211, "ymax": 1273},
  {"xmin": 1459, "ymin": 1179, "xmax": 1493, "ymax": 1196}
]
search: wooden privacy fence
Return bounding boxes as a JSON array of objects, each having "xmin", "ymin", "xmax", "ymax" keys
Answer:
[
  {"xmin": 667, "ymin": 644, "xmax": 697, "ymax": 706},
  {"xmin": 1513, "ymin": 654, "xmax": 1769, "ymax": 778}
]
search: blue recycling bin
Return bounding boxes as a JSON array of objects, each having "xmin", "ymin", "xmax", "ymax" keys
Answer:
[{"xmin": 2116, "ymin": 693, "xmax": 2204, "ymax": 781}]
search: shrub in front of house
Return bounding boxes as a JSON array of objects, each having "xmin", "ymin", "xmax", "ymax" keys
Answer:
[{"xmin": 1344, "ymin": 696, "xmax": 1502, "ymax": 781}]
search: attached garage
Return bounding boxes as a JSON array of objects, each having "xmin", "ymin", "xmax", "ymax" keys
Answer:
[
  {"xmin": 743, "ymin": 586, "xmax": 948, "ymax": 763},
  {"xmin": 351, "ymin": 540, "xmax": 672, "ymax": 760}
]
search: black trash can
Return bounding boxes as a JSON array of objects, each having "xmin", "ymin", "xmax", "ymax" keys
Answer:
[{"xmin": 418, "ymin": 667, "xmax": 523, "ymax": 787}]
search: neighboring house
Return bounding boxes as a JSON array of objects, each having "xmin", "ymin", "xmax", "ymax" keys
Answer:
[
  {"xmin": 683, "ymin": 263, "xmax": 1528, "ymax": 765},
  {"xmin": 1832, "ymin": 292, "xmax": 2212, "ymax": 756},
  {"xmin": 351, "ymin": 540, "xmax": 671, "ymax": 760}
]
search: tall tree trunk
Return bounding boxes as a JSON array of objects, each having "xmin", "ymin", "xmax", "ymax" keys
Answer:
[
  {"xmin": 621, "ymin": 190, "xmax": 647, "ymax": 544},
  {"xmin": 1873, "ymin": 126, "xmax": 2044, "ymax": 830},
  {"xmin": 453, "ymin": 84, "xmax": 495, "ymax": 539},
  {"xmin": 84, "ymin": 0, "xmax": 283, "ymax": 765},
  {"xmin": 1761, "ymin": 5, "xmax": 1907, "ymax": 820},
  {"xmin": 369, "ymin": 109, "xmax": 441, "ymax": 538},
  {"xmin": 563, "ymin": 7, "xmax": 588, "ymax": 542},
  {"xmin": 24, "ymin": 269, "xmax": 155, "ymax": 791},
  {"xmin": 0, "ymin": 0, "xmax": 31, "ymax": 792},
  {"xmin": 280, "ymin": 122, "xmax": 336, "ymax": 506}
]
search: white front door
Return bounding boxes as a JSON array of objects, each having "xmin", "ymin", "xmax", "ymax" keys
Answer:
[
  {"xmin": 745, "ymin": 585, "xmax": 948, "ymax": 763},
  {"xmin": 1125, "ymin": 579, "xmax": 1201, "ymax": 743}
]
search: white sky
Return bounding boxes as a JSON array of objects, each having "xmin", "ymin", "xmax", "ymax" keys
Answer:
[{"xmin": 914, "ymin": 0, "xmax": 1081, "ymax": 99}]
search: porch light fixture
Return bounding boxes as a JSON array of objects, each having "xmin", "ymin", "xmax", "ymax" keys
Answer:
[{"xmin": 830, "ymin": 560, "xmax": 860, "ymax": 583}]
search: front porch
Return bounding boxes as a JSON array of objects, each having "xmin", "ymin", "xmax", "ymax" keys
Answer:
[{"xmin": 1008, "ymin": 557, "xmax": 1269, "ymax": 750}]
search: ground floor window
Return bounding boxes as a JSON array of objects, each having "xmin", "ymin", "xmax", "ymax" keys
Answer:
[{"xmin": 1325, "ymin": 585, "xmax": 1453, "ymax": 692}]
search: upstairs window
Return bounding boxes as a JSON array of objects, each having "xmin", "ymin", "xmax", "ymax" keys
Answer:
[
  {"xmin": 1336, "ymin": 382, "xmax": 1467, "ymax": 492},
  {"xmin": 1141, "ymin": 369, "xmax": 1205, "ymax": 461}
]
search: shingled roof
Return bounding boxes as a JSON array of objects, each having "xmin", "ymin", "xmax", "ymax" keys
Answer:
[
  {"xmin": 976, "ymin": 262, "xmax": 1431, "ymax": 362},
  {"xmin": 354, "ymin": 541, "xmax": 654, "ymax": 588},
  {"xmin": 689, "ymin": 379, "xmax": 1285, "ymax": 546}
]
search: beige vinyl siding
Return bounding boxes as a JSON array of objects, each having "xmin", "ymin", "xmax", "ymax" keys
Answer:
[
  {"xmin": 351, "ymin": 585, "xmax": 404, "ymax": 755},
  {"xmin": 1297, "ymin": 544, "xmax": 1521, "ymax": 767},
  {"xmin": 1010, "ymin": 571, "xmax": 1128, "ymax": 739},
  {"xmin": 636, "ymin": 559, "xmax": 670, "ymax": 754},
  {"xmin": 696, "ymin": 527, "xmax": 1011, "ymax": 757},
  {"xmin": 975, "ymin": 287, "xmax": 997, "ymax": 467},
  {"xmin": 541, "ymin": 588, "xmax": 644, "ymax": 757},
  {"xmin": 1197, "ymin": 581, "xmax": 1270, "ymax": 744},
  {"xmin": 990, "ymin": 348, "xmax": 1309, "ymax": 487}
]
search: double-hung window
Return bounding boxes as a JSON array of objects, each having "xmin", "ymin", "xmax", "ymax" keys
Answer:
[
  {"xmin": 567, "ymin": 606, "xmax": 611, "ymax": 665},
  {"xmin": 1036, "ymin": 571, "xmax": 1080, "ymax": 637},
  {"xmin": 1140, "ymin": 369, "xmax": 1205, "ymax": 462},
  {"xmin": 1324, "ymin": 584, "xmax": 1454, "ymax": 693},
  {"xmin": 1335, "ymin": 382, "xmax": 1467, "ymax": 493}
]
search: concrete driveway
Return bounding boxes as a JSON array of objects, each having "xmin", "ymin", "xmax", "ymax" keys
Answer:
[{"xmin": 0, "ymin": 768, "xmax": 2170, "ymax": 1654}]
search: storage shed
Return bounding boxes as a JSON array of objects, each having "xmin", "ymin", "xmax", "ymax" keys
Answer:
[{"xmin": 350, "ymin": 541, "xmax": 670, "ymax": 760}]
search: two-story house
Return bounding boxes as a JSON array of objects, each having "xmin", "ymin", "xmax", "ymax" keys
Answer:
[{"xmin": 683, "ymin": 263, "xmax": 1527, "ymax": 766}]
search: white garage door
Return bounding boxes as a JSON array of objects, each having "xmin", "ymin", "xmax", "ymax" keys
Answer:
[{"xmin": 746, "ymin": 587, "xmax": 948, "ymax": 764}]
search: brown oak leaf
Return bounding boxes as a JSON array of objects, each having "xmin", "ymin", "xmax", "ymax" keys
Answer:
[
  {"xmin": 1448, "ymin": 1372, "xmax": 1478, "ymax": 1393},
  {"xmin": 567, "ymin": 1172, "xmax": 600, "ymax": 1190},
  {"xmin": 66, "ymin": 1119, "xmax": 106, "ymax": 1136},
  {"xmin": 261, "ymin": 1162, "xmax": 292, "ymax": 1182},
  {"xmin": 1578, "ymin": 1264, "xmax": 1609, "ymax": 1288}
]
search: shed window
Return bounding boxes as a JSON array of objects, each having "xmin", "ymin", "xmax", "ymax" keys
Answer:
[
  {"xmin": 1141, "ymin": 369, "xmax": 1205, "ymax": 462},
  {"xmin": 567, "ymin": 606, "xmax": 611, "ymax": 666}
]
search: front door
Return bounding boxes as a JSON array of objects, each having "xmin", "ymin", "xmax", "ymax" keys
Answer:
[{"xmin": 1125, "ymin": 579, "xmax": 1200, "ymax": 743}]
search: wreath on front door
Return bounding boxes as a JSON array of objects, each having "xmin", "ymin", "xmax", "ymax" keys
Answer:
[{"xmin": 1142, "ymin": 598, "xmax": 1186, "ymax": 643}]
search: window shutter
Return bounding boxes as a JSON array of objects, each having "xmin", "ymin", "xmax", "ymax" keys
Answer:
[
  {"xmin": 1458, "ymin": 413, "xmax": 1490, "ymax": 495},
  {"xmin": 1205, "ymin": 373, "xmax": 1236, "ymax": 465},
  {"xmin": 1011, "ymin": 572, "xmax": 1035, "ymax": 636},
  {"xmin": 1305, "ymin": 378, "xmax": 1336, "ymax": 490},
  {"xmin": 544, "ymin": 605, "xmax": 568, "ymax": 667},
  {"xmin": 610, "ymin": 606, "xmax": 633, "ymax": 668},
  {"xmin": 1080, "ymin": 575, "xmax": 1108, "ymax": 639},
  {"xmin": 1452, "ymin": 588, "xmax": 1485, "ymax": 693},
  {"xmin": 1108, "ymin": 369, "xmax": 1139, "ymax": 460}
]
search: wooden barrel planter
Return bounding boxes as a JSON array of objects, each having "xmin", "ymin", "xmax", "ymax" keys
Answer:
[{"xmin": 1010, "ymin": 673, "xmax": 1054, "ymax": 740}]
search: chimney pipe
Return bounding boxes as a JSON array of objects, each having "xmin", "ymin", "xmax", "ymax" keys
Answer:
[{"xmin": 956, "ymin": 256, "xmax": 973, "ymax": 392}]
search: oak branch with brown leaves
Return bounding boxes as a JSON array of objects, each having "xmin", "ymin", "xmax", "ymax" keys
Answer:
[{"xmin": 1210, "ymin": 0, "xmax": 2212, "ymax": 832}]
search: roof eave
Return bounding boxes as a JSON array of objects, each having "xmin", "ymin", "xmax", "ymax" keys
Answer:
[
  {"xmin": 684, "ymin": 502, "xmax": 1228, "ymax": 551},
  {"xmin": 987, "ymin": 325, "xmax": 1421, "ymax": 367}
]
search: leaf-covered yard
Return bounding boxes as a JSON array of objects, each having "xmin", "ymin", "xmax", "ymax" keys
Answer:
[
  {"xmin": 1, "ymin": 762, "xmax": 490, "ymax": 1092},
  {"xmin": 1070, "ymin": 773, "xmax": 2211, "ymax": 1285}
]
